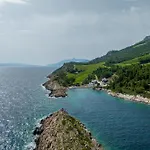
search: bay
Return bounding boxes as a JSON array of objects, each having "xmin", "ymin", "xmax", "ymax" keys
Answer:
[{"xmin": 0, "ymin": 67, "xmax": 150, "ymax": 150}]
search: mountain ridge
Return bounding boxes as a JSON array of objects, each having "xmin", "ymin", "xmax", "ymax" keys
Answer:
[
  {"xmin": 47, "ymin": 58, "xmax": 89, "ymax": 68},
  {"xmin": 90, "ymin": 36, "xmax": 150, "ymax": 64},
  {"xmin": 43, "ymin": 35, "xmax": 150, "ymax": 100},
  {"xmin": 0, "ymin": 63, "xmax": 40, "ymax": 67}
]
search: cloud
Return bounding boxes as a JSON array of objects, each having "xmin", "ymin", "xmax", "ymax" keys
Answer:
[
  {"xmin": 0, "ymin": 0, "xmax": 149, "ymax": 65},
  {"xmin": 130, "ymin": 6, "xmax": 140, "ymax": 12},
  {"xmin": 0, "ymin": 0, "xmax": 27, "ymax": 5}
]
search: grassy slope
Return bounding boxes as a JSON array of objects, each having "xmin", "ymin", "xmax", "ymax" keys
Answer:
[
  {"xmin": 116, "ymin": 53, "xmax": 150, "ymax": 67},
  {"xmin": 90, "ymin": 38, "xmax": 150, "ymax": 64},
  {"xmin": 61, "ymin": 53, "xmax": 150, "ymax": 85},
  {"xmin": 66, "ymin": 53, "xmax": 150, "ymax": 84},
  {"xmin": 67, "ymin": 62, "xmax": 105, "ymax": 84},
  {"xmin": 50, "ymin": 36, "xmax": 150, "ymax": 97}
]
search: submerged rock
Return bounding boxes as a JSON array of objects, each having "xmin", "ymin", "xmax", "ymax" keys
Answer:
[{"xmin": 34, "ymin": 109, "xmax": 103, "ymax": 150}]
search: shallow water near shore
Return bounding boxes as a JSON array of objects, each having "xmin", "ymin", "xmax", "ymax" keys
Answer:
[{"xmin": 0, "ymin": 67, "xmax": 150, "ymax": 150}]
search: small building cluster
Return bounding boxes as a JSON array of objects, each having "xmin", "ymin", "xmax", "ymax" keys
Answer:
[{"xmin": 88, "ymin": 78, "xmax": 108, "ymax": 88}]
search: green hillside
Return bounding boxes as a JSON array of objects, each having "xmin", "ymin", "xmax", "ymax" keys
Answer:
[
  {"xmin": 109, "ymin": 64, "xmax": 150, "ymax": 98},
  {"xmin": 67, "ymin": 62, "xmax": 105, "ymax": 84},
  {"xmin": 50, "ymin": 62, "xmax": 106, "ymax": 86},
  {"xmin": 48, "ymin": 36, "xmax": 150, "ymax": 98},
  {"xmin": 90, "ymin": 36, "xmax": 150, "ymax": 64},
  {"xmin": 117, "ymin": 53, "xmax": 150, "ymax": 66}
]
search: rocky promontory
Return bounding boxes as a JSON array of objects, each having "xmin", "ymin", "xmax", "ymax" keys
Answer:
[
  {"xmin": 33, "ymin": 109, "xmax": 103, "ymax": 150},
  {"xmin": 43, "ymin": 79, "xmax": 67, "ymax": 98}
]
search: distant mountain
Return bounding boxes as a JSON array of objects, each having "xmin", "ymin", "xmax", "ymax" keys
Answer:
[
  {"xmin": 144, "ymin": 35, "xmax": 150, "ymax": 41},
  {"xmin": 0, "ymin": 63, "xmax": 39, "ymax": 67},
  {"xmin": 47, "ymin": 58, "xmax": 89, "ymax": 68},
  {"xmin": 90, "ymin": 36, "xmax": 150, "ymax": 64},
  {"xmin": 44, "ymin": 35, "xmax": 150, "ymax": 99}
]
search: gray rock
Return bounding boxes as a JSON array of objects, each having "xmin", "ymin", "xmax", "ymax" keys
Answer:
[{"xmin": 34, "ymin": 109, "xmax": 103, "ymax": 150}]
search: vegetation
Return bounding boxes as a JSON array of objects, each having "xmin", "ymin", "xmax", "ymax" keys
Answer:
[
  {"xmin": 93, "ymin": 66, "xmax": 118, "ymax": 80},
  {"xmin": 89, "ymin": 38, "xmax": 150, "ymax": 64},
  {"xmin": 109, "ymin": 64, "xmax": 150, "ymax": 98},
  {"xmin": 67, "ymin": 62, "xmax": 105, "ymax": 84},
  {"xmin": 36, "ymin": 110, "xmax": 102, "ymax": 150},
  {"xmin": 51, "ymin": 62, "xmax": 105, "ymax": 86},
  {"xmin": 48, "ymin": 36, "xmax": 150, "ymax": 98},
  {"xmin": 116, "ymin": 54, "xmax": 150, "ymax": 66}
]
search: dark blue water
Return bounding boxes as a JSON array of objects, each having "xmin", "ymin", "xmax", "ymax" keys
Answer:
[{"xmin": 0, "ymin": 67, "xmax": 150, "ymax": 150}]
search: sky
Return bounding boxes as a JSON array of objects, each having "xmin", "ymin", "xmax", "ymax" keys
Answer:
[{"xmin": 0, "ymin": 0, "xmax": 150, "ymax": 65}]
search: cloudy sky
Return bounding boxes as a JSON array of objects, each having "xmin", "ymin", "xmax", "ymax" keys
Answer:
[{"xmin": 0, "ymin": 0, "xmax": 150, "ymax": 65}]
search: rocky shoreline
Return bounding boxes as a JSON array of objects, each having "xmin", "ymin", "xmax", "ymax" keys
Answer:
[
  {"xmin": 43, "ymin": 79, "xmax": 67, "ymax": 98},
  {"xmin": 106, "ymin": 90, "xmax": 150, "ymax": 105},
  {"xmin": 43, "ymin": 77, "xmax": 90, "ymax": 98},
  {"xmin": 33, "ymin": 109, "xmax": 103, "ymax": 150},
  {"xmin": 43, "ymin": 75, "xmax": 150, "ymax": 105}
]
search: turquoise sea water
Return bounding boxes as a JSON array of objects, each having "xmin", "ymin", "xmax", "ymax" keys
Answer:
[{"xmin": 0, "ymin": 67, "xmax": 150, "ymax": 150}]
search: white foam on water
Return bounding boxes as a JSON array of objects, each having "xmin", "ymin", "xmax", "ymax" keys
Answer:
[
  {"xmin": 41, "ymin": 84, "xmax": 46, "ymax": 90},
  {"xmin": 40, "ymin": 84, "xmax": 67, "ymax": 99},
  {"xmin": 51, "ymin": 96, "xmax": 64, "ymax": 99},
  {"xmin": 40, "ymin": 84, "xmax": 49, "ymax": 93},
  {"xmin": 40, "ymin": 84, "xmax": 51, "ymax": 98},
  {"xmin": 35, "ymin": 118, "xmax": 43, "ymax": 128},
  {"xmin": 24, "ymin": 141, "xmax": 36, "ymax": 150},
  {"xmin": 45, "ymin": 93, "xmax": 50, "ymax": 98},
  {"xmin": 25, "ymin": 113, "xmax": 54, "ymax": 150}
]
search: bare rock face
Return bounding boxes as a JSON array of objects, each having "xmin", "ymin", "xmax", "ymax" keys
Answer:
[
  {"xmin": 43, "ymin": 80, "xmax": 67, "ymax": 98},
  {"xmin": 49, "ymin": 89, "xmax": 67, "ymax": 98},
  {"xmin": 34, "ymin": 109, "xmax": 103, "ymax": 150}
]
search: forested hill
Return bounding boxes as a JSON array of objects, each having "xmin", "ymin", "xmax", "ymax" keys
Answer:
[
  {"xmin": 44, "ymin": 36, "xmax": 150, "ymax": 98},
  {"xmin": 90, "ymin": 36, "xmax": 150, "ymax": 64}
]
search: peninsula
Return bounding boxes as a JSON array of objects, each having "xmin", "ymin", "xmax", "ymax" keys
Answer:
[
  {"xmin": 43, "ymin": 36, "xmax": 150, "ymax": 104},
  {"xmin": 33, "ymin": 109, "xmax": 103, "ymax": 150}
]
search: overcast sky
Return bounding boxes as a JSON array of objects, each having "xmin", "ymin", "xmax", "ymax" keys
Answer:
[{"xmin": 0, "ymin": 0, "xmax": 150, "ymax": 65}]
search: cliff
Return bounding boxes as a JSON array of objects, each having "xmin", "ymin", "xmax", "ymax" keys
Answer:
[
  {"xmin": 33, "ymin": 109, "xmax": 103, "ymax": 150},
  {"xmin": 43, "ymin": 79, "xmax": 67, "ymax": 98}
]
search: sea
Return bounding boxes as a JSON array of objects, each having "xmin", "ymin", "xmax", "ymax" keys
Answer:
[{"xmin": 0, "ymin": 67, "xmax": 150, "ymax": 150}]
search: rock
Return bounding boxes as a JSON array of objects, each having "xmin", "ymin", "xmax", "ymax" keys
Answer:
[
  {"xmin": 49, "ymin": 89, "xmax": 67, "ymax": 98},
  {"xmin": 34, "ymin": 109, "xmax": 103, "ymax": 150},
  {"xmin": 94, "ymin": 87, "xmax": 102, "ymax": 91},
  {"xmin": 33, "ymin": 127, "xmax": 43, "ymax": 136},
  {"xmin": 106, "ymin": 90, "xmax": 150, "ymax": 105},
  {"xmin": 43, "ymin": 79, "xmax": 67, "ymax": 98},
  {"xmin": 35, "ymin": 137, "xmax": 40, "ymax": 145}
]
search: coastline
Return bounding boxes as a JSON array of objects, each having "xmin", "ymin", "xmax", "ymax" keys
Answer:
[
  {"xmin": 105, "ymin": 89, "xmax": 150, "ymax": 105},
  {"xmin": 43, "ymin": 76, "xmax": 150, "ymax": 105},
  {"xmin": 33, "ymin": 109, "xmax": 103, "ymax": 150},
  {"xmin": 68, "ymin": 86, "xmax": 150, "ymax": 105},
  {"xmin": 42, "ymin": 79, "xmax": 67, "ymax": 98}
]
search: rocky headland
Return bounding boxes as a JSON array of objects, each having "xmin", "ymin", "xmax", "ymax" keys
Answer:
[
  {"xmin": 43, "ymin": 77, "xmax": 150, "ymax": 105},
  {"xmin": 33, "ymin": 109, "xmax": 103, "ymax": 150},
  {"xmin": 43, "ymin": 78, "xmax": 67, "ymax": 98}
]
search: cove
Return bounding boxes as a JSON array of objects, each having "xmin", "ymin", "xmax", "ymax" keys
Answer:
[
  {"xmin": 58, "ymin": 88, "xmax": 150, "ymax": 150},
  {"xmin": 0, "ymin": 67, "xmax": 149, "ymax": 150}
]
